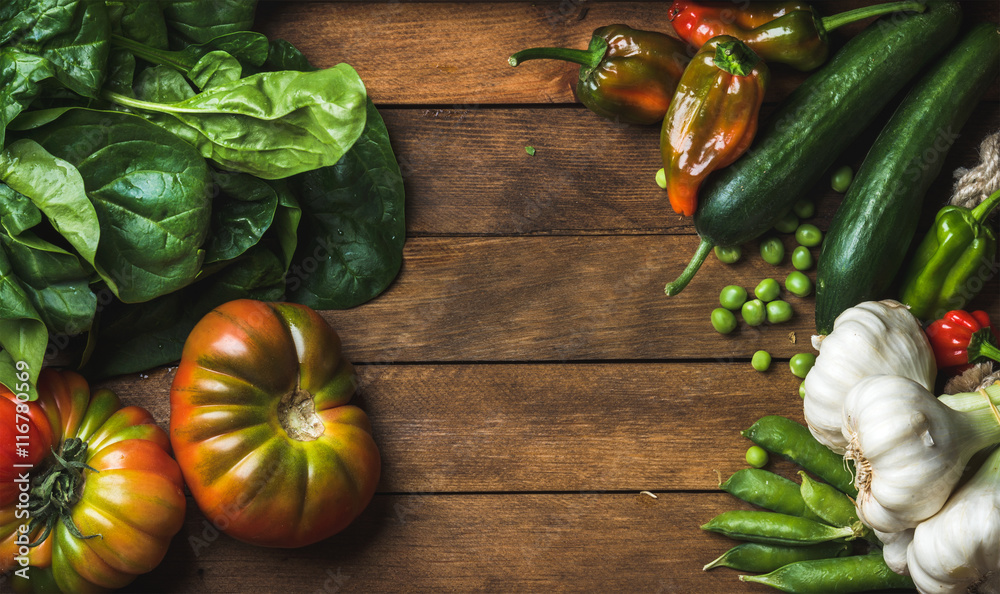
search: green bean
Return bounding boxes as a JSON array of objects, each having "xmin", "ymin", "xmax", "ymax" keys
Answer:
[
  {"xmin": 719, "ymin": 469, "xmax": 822, "ymax": 521},
  {"xmin": 703, "ymin": 541, "xmax": 850, "ymax": 572},
  {"xmin": 742, "ymin": 416, "xmax": 857, "ymax": 497},
  {"xmin": 701, "ymin": 510, "xmax": 854, "ymax": 546},
  {"xmin": 740, "ymin": 551, "xmax": 914, "ymax": 593}
]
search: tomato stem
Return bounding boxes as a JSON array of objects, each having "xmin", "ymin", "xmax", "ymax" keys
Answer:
[{"xmin": 27, "ymin": 438, "xmax": 100, "ymax": 546}]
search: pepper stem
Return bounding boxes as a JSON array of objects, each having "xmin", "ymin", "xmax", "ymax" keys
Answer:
[
  {"xmin": 713, "ymin": 39, "xmax": 760, "ymax": 77},
  {"xmin": 820, "ymin": 1, "xmax": 926, "ymax": 33},
  {"xmin": 970, "ymin": 188, "xmax": 1000, "ymax": 224},
  {"xmin": 968, "ymin": 328, "xmax": 1000, "ymax": 366},
  {"xmin": 508, "ymin": 36, "xmax": 608, "ymax": 71},
  {"xmin": 665, "ymin": 237, "xmax": 714, "ymax": 296}
]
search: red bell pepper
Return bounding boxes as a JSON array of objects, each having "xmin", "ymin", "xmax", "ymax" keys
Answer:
[{"xmin": 925, "ymin": 310, "xmax": 1000, "ymax": 373}]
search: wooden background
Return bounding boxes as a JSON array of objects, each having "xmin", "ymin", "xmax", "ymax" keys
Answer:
[{"xmin": 94, "ymin": 1, "xmax": 999, "ymax": 591}]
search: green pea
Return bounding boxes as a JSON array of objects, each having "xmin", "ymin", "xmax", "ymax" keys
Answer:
[
  {"xmin": 790, "ymin": 353, "xmax": 817, "ymax": 378},
  {"xmin": 795, "ymin": 223, "xmax": 823, "ymax": 247},
  {"xmin": 741, "ymin": 299, "xmax": 766, "ymax": 327},
  {"xmin": 701, "ymin": 510, "xmax": 854, "ymax": 547},
  {"xmin": 741, "ymin": 551, "xmax": 916, "ymax": 593},
  {"xmin": 714, "ymin": 245, "xmax": 742, "ymax": 264},
  {"xmin": 719, "ymin": 469, "xmax": 819, "ymax": 520},
  {"xmin": 745, "ymin": 445, "xmax": 769, "ymax": 468},
  {"xmin": 773, "ymin": 211, "xmax": 799, "ymax": 234},
  {"xmin": 754, "ymin": 278, "xmax": 780, "ymax": 302},
  {"xmin": 766, "ymin": 300, "xmax": 793, "ymax": 323},
  {"xmin": 830, "ymin": 165, "xmax": 853, "ymax": 193},
  {"xmin": 792, "ymin": 199, "xmax": 815, "ymax": 219},
  {"xmin": 704, "ymin": 541, "xmax": 851, "ymax": 573},
  {"xmin": 798, "ymin": 381, "xmax": 806, "ymax": 399},
  {"xmin": 751, "ymin": 350, "xmax": 771, "ymax": 372},
  {"xmin": 785, "ymin": 271, "xmax": 813, "ymax": 297},
  {"xmin": 655, "ymin": 167, "xmax": 667, "ymax": 190},
  {"xmin": 791, "ymin": 246, "xmax": 813, "ymax": 271},
  {"xmin": 711, "ymin": 308, "xmax": 737, "ymax": 334},
  {"xmin": 742, "ymin": 415, "xmax": 857, "ymax": 496},
  {"xmin": 760, "ymin": 237, "xmax": 785, "ymax": 265},
  {"xmin": 719, "ymin": 285, "xmax": 748, "ymax": 310},
  {"xmin": 798, "ymin": 472, "xmax": 865, "ymax": 532}
]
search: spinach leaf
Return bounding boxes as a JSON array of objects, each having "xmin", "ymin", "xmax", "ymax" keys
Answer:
[
  {"xmin": 286, "ymin": 97, "xmax": 405, "ymax": 308},
  {"xmin": 265, "ymin": 39, "xmax": 315, "ymax": 72},
  {"xmin": 105, "ymin": 65, "xmax": 368, "ymax": 179},
  {"xmin": 18, "ymin": 109, "xmax": 212, "ymax": 303},
  {"xmin": 0, "ymin": 0, "xmax": 110, "ymax": 99},
  {"xmin": 203, "ymin": 169, "xmax": 279, "ymax": 264},
  {"xmin": 133, "ymin": 64, "xmax": 194, "ymax": 103},
  {"xmin": 104, "ymin": 48, "xmax": 136, "ymax": 96},
  {"xmin": 0, "ymin": 49, "xmax": 55, "ymax": 145},
  {"xmin": 106, "ymin": 1, "xmax": 168, "ymax": 49},
  {"xmin": 189, "ymin": 50, "xmax": 242, "ymax": 90},
  {"xmin": 0, "ymin": 139, "xmax": 99, "ymax": 268},
  {"xmin": 161, "ymin": 0, "xmax": 258, "ymax": 46},
  {"xmin": 111, "ymin": 30, "xmax": 268, "ymax": 76},
  {"xmin": 0, "ymin": 247, "xmax": 46, "ymax": 401},
  {"xmin": 0, "ymin": 183, "xmax": 41, "ymax": 237}
]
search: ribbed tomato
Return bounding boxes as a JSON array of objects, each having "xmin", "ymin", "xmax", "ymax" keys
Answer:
[
  {"xmin": 1, "ymin": 369, "xmax": 186, "ymax": 592},
  {"xmin": 169, "ymin": 300, "xmax": 380, "ymax": 548}
]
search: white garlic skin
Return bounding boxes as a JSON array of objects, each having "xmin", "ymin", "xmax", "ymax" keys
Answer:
[
  {"xmin": 876, "ymin": 528, "xmax": 914, "ymax": 576},
  {"xmin": 907, "ymin": 449, "xmax": 1000, "ymax": 594},
  {"xmin": 842, "ymin": 375, "xmax": 988, "ymax": 533},
  {"xmin": 804, "ymin": 300, "xmax": 935, "ymax": 454}
]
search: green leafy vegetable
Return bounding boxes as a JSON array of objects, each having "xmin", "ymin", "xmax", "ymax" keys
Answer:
[
  {"xmin": 189, "ymin": 50, "xmax": 243, "ymax": 89},
  {"xmin": 105, "ymin": 65, "xmax": 368, "ymax": 179},
  {"xmin": 161, "ymin": 0, "xmax": 258, "ymax": 46},
  {"xmin": 106, "ymin": 0, "xmax": 168, "ymax": 49},
  {"xmin": 0, "ymin": 247, "xmax": 46, "ymax": 401},
  {"xmin": 0, "ymin": 49, "xmax": 55, "ymax": 145},
  {"xmin": 203, "ymin": 169, "xmax": 280, "ymax": 263},
  {"xmin": 133, "ymin": 64, "xmax": 195, "ymax": 102}
]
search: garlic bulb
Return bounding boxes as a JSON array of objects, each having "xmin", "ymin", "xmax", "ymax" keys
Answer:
[
  {"xmin": 804, "ymin": 300, "xmax": 935, "ymax": 453},
  {"xmin": 908, "ymin": 446, "xmax": 1000, "ymax": 594},
  {"xmin": 842, "ymin": 375, "xmax": 1000, "ymax": 533},
  {"xmin": 875, "ymin": 528, "xmax": 913, "ymax": 576}
]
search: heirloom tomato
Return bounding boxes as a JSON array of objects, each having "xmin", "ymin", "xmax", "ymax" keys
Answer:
[
  {"xmin": 1, "ymin": 369, "xmax": 186, "ymax": 592},
  {"xmin": 169, "ymin": 300, "xmax": 380, "ymax": 548}
]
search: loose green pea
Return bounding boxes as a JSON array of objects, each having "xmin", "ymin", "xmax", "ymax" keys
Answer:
[
  {"xmin": 830, "ymin": 165, "xmax": 853, "ymax": 193},
  {"xmin": 701, "ymin": 510, "xmax": 854, "ymax": 547},
  {"xmin": 760, "ymin": 237, "xmax": 785, "ymax": 265},
  {"xmin": 746, "ymin": 445, "xmax": 769, "ymax": 468},
  {"xmin": 785, "ymin": 271, "xmax": 813, "ymax": 297},
  {"xmin": 766, "ymin": 300, "xmax": 793, "ymax": 323},
  {"xmin": 741, "ymin": 299, "xmax": 766, "ymax": 327},
  {"xmin": 791, "ymin": 246, "xmax": 813, "ymax": 271},
  {"xmin": 655, "ymin": 167, "xmax": 667, "ymax": 189},
  {"xmin": 719, "ymin": 469, "xmax": 819, "ymax": 520},
  {"xmin": 711, "ymin": 308, "xmax": 737, "ymax": 334},
  {"xmin": 751, "ymin": 350, "xmax": 771, "ymax": 372},
  {"xmin": 720, "ymin": 285, "xmax": 748, "ymax": 310},
  {"xmin": 742, "ymin": 415, "xmax": 857, "ymax": 496},
  {"xmin": 792, "ymin": 199, "xmax": 815, "ymax": 219},
  {"xmin": 754, "ymin": 278, "xmax": 781, "ymax": 302},
  {"xmin": 741, "ymin": 551, "xmax": 915, "ymax": 593},
  {"xmin": 714, "ymin": 245, "xmax": 742, "ymax": 264},
  {"xmin": 773, "ymin": 211, "xmax": 799, "ymax": 234},
  {"xmin": 704, "ymin": 541, "xmax": 851, "ymax": 573},
  {"xmin": 795, "ymin": 223, "xmax": 823, "ymax": 247},
  {"xmin": 798, "ymin": 381, "xmax": 806, "ymax": 399},
  {"xmin": 790, "ymin": 353, "xmax": 817, "ymax": 378}
]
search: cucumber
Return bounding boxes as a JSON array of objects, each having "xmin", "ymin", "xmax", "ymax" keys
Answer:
[
  {"xmin": 815, "ymin": 22, "xmax": 1000, "ymax": 334},
  {"xmin": 664, "ymin": 2, "xmax": 962, "ymax": 296}
]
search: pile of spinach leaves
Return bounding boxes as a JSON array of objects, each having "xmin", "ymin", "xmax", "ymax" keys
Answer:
[{"xmin": 0, "ymin": 0, "xmax": 405, "ymax": 398}]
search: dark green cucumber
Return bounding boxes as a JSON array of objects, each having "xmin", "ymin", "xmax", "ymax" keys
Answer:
[
  {"xmin": 664, "ymin": 2, "xmax": 962, "ymax": 296},
  {"xmin": 815, "ymin": 22, "xmax": 1000, "ymax": 334}
]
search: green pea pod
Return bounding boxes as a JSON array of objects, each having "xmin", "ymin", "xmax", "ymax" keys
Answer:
[
  {"xmin": 743, "ymin": 416, "xmax": 856, "ymax": 496},
  {"xmin": 740, "ymin": 550, "xmax": 915, "ymax": 593},
  {"xmin": 702, "ymin": 510, "xmax": 855, "ymax": 547},
  {"xmin": 721, "ymin": 469, "xmax": 824, "ymax": 522},
  {"xmin": 704, "ymin": 541, "xmax": 851, "ymax": 572},
  {"xmin": 798, "ymin": 472, "xmax": 871, "ymax": 542}
]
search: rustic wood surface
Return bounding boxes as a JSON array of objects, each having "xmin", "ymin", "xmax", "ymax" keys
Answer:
[{"xmin": 88, "ymin": 1, "xmax": 1000, "ymax": 592}]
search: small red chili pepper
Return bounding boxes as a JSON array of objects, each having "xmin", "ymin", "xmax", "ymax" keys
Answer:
[{"xmin": 925, "ymin": 310, "xmax": 1000, "ymax": 373}]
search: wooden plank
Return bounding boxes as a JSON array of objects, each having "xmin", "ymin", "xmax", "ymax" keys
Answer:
[
  {"xmin": 127, "ymin": 492, "xmax": 778, "ymax": 593},
  {"xmin": 257, "ymin": 1, "xmax": 999, "ymax": 106},
  {"xmin": 98, "ymin": 362, "xmax": 807, "ymax": 493},
  {"xmin": 385, "ymin": 104, "xmax": 999, "ymax": 235}
]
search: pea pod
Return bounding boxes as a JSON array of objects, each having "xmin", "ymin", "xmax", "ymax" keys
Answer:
[
  {"xmin": 704, "ymin": 541, "xmax": 850, "ymax": 572},
  {"xmin": 701, "ymin": 510, "xmax": 855, "ymax": 546},
  {"xmin": 720, "ymin": 469, "xmax": 823, "ymax": 522},
  {"xmin": 740, "ymin": 550, "xmax": 915, "ymax": 593},
  {"xmin": 742, "ymin": 415, "xmax": 856, "ymax": 496}
]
